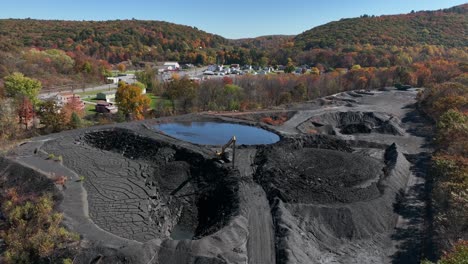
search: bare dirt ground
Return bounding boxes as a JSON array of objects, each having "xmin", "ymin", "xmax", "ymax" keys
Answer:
[{"xmin": 2, "ymin": 88, "xmax": 432, "ymax": 264}]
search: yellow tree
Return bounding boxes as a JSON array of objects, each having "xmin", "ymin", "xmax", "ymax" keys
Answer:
[
  {"xmin": 117, "ymin": 63, "xmax": 126, "ymax": 73},
  {"xmin": 115, "ymin": 82, "xmax": 150, "ymax": 120}
]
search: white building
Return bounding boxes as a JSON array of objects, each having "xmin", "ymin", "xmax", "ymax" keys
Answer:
[{"xmin": 163, "ymin": 62, "xmax": 180, "ymax": 71}]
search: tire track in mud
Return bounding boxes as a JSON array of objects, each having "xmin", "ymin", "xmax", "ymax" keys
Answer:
[{"xmin": 235, "ymin": 149, "xmax": 276, "ymax": 264}]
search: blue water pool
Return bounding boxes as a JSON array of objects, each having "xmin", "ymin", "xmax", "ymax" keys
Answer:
[{"xmin": 154, "ymin": 122, "xmax": 280, "ymax": 145}]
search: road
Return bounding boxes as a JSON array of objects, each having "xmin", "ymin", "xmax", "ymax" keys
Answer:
[
  {"xmin": 39, "ymin": 67, "xmax": 209, "ymax": 100},
  {"xmin": 236, "ymin": 149, "xmax": 276, "ymax": 264},
  {"xmin": 38, "ymin": 75, "xmax": 136, "ymax": 100}
]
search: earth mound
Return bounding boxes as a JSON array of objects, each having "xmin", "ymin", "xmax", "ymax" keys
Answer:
[
  {"xmin": 254, "ymin": 136, "xmax": 384, "ymax": 204},
  {"xmin": 227, "ymin": 111, "xmax": 296, "ymax": 126},
  {"xmin": 298, "ymin": 111, "xmax": 405, "ymax": 136}
]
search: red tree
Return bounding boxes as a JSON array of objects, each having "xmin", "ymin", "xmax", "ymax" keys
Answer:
[
  {"xmin": 223, "ymin": 76, "xmax": 233, "ymax": 85},
  {"xmin": 62, "ymin": 95, "xmax": 84, "ymax": 123},
  {"xmin": 17, "ymin": 97, "xmax": 34, "ymax": 129}
]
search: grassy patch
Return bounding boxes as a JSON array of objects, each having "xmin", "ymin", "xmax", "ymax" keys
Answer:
[
  {"xmin": 84, "ymin": 103, "xmax": 96, "ymax": 116},
  {"xmin": 76, "ymin": 88, "xmax": 116, "ymax": 98},
  {"xmin": 147, "ymin": 94, "xmax": 171, "ymax": 109}
]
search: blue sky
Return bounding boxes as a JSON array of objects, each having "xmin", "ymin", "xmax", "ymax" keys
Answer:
[{"xmin": 1, "ymin": 0, "xmax": 466, "ymax": 39}]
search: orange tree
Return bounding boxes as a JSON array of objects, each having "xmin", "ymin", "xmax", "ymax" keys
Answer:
[{"xmin": 115, "ymin": 82, "xmax": 150, "ymax": 120}]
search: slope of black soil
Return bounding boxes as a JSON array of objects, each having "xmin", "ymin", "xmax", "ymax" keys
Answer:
[
  {"xmin": 0, "ymin": 157, "xmax": 61, "ymax": 199},
  {"xmin": 83, "ymin": 128, "xmax": 240, "ymax": 240},
  {"xmin": 254, "ymin": 136, "xmax": 384, "ymax": 204},
  {"xmin": 299, "ymin": 111, "xmax": 405, "ymax": 136}
]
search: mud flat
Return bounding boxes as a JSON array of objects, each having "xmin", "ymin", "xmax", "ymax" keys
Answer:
[{"xmin": 2, "ymin": 88, "xmax": 431, "ymax": 263}]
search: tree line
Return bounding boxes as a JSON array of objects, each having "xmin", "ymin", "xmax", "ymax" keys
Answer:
[{"xmin": 418, "ymin": 73, "xmax": 468, "ymax": 263}]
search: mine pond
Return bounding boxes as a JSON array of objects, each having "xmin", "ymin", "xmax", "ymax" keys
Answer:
[{"xmin": 154, "ymin": 121, "xmax": 280, "ymax": 145}]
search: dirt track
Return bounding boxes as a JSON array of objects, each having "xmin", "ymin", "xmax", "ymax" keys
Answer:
[{"xmin": 2, "ymin": 88, "xmax": 432, "ymax": 263}]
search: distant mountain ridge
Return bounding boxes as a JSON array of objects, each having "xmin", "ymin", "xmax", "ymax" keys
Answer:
[
  {"xmin": 294, "ymin": 4, "xmax": 468, "ymax": 50},
  {"xmin": 0, "ymin": 4, "xmax": 465, "ymax": 66},
  {"xmin": 229, "ymin": 35, "xmax": 294, "ymax": 48},
  {"xmin": 0, "ymin": 19, "xmax": 229, "ymax": 63}
]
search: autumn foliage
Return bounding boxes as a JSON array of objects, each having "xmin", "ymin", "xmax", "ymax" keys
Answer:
[
  {"xmin": 115, "ymin": 82, "xmax": 150, "ymax": 120},
  {"xmin": 260, "ymin": 114, "xmax": 289, "ymax": 126},
  {"xmin": 438, "ymin": 240, "xmax": 468, "ymax": 264},
  {"xmin": 0, "ymin": 188, "xmax": 79, "ymax": 263},
  {"xmin": 17, "ymin": 97, "xmax": 35, "ymax": 129},
  {"xmin": 62, "ymin": 95, "xmax": 85, "ymax": 123},
  {"xmin": 418, "ymin": 70, "xmax": 468, "ymax": 260}
]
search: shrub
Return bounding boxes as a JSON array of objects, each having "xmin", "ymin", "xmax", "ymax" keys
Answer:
[
  {"xmin": 1, "ymin": 189, "xmax": 79, "ymax": 263},
  {"xmin": 439, "ymin": 240, "xmax": 468, "ymax": 264},
  {"xmin": 62, "ymin": 259, "xmax": 73, "ymax": 264},
  {"xmin": 261, "ymin": 114, "xmax": 288, "ymax": 126},
  {"xmin": 436, "ymin": 110, "xmax": 468, "ymax": 155}
]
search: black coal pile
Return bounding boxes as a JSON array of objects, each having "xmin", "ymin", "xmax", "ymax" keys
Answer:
[
  {"xmin": 298, "ymin": 111, "xmax": 405, "ymax": 136},
  {"xmin": 84, "ymin": 129, "xmax": 240, "ymax": 240},
  {"xmin": 254, "ymin": 135, "xmax": 384, "ymax": 204}
]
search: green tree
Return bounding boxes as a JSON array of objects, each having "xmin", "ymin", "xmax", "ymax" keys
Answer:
[
  {"xmin": 166, "ymin": 77, "xmax": 198, "ymax": 113},
  {"xmin": 1, "ymin": 189, "xmax": 79, "ymax": 264},
  {"xmin": 4, "ymin": 72, "xmax": 42, "ymax": 105},
  {"xmin": 0, "ymin": 98, "xmax": 21, "ymax": 142},
  {"xmin": 223, "ymin": 84, "xmax": 244, "ymax": 111},
  {"xmin": 38, "ymin": 101, "xmax": 66, "ymax": 133},
  {"xmin": 284, "ymin": 59, "xmax": 295, "ymax": 73},
  {"xmin": 136, "ymin": 66, "xmax": 159, "ymax": 93},
  {"xmin": 133, "ymin": 81, "xmax": 146, "ymax": 92},
  {"xmin": 291, "ymin": 83, "xmax": 307, "ymax": 101},
  {"xmin": 69, "ymin": 112, "xmax": 82, "ymax": 129},
  {"xmin": 438, "ymin": 240, "xmax": 468, "ymax": 264},
  {"xmin": 82, "ymin": 61, "xmax": 92, "ymax": 74},
  {"xmin": 258, "ymin": 56, "xmax": 269, "ymax": 67}
]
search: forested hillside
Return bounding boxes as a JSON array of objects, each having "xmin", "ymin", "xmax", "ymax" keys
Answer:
[
  {"xmin": 0, "ymin": 19, "xmax": 228, "ymax": 63},
  {"xmin": 295, "ymin": 4, "xmax": 467, "ymax": 50},
  {"xmin": 0, "ymin": 19, "xmax": 230, "ymax": 86},
  {"xmin": 0, "ymin": 4, "xmax": 466, "ymax": 87}
]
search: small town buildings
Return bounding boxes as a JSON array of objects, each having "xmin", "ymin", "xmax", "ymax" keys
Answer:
[
  {"xmin": 56, "ymin": 92, "xmax": 85, "ymax": 110},
  {"xmin": 106, "ymin": 77, "xmax": 120, "ymax": 84},
  {"xmin": 95, "ymin": 101, "xmax": 118, "ymax": 114},
  {"xmin": 242, "ymin": 65, "xmax": 253, "ymax": 71},
  {"xmin": 207, "ymin": 65, "xmax": 217, "ymax": 72},
  {"xmin": 163, "ymin": 62, "xmax": 180, "ymax": 71},
  {"xmin": 96, "ymin": 91, "xmax": 116, "ymax": 102}
]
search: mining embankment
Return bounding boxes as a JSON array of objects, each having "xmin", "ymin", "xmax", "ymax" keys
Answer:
[{"xmin": 2, "ymin": 88, "xmax": 431, "ymax": 263}]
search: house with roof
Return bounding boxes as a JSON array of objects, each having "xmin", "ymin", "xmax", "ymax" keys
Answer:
[
  {"xmin": 56, "ymin": 92, "xmax": 85, "ymax": 110},
  {"xmin": 96, "ymin": 91, "xmax": 116, "ymax": 102},
  {"xmin": 95, "ymin": 101, "xmax": 118, "ymax": 114},
  {"xmin": 163, "ymin": 62, "xmax": 180, "ymax": 71}
]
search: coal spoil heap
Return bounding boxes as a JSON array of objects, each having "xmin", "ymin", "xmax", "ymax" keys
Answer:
[{"xmin": 255, "ymin": 142, "xmax": 384, "ymax": 204}]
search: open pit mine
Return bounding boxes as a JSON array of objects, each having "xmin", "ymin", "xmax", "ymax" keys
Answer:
[{"xmin": 1, "ymin": 88, "xmax": 430, "ymax": 264}]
